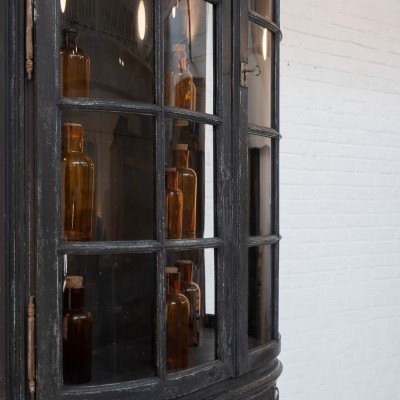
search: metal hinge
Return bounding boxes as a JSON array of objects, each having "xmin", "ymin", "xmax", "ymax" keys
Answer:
[
  {"xmin": 240, "ymin": 62, "xmax": 261, "ymax": 88},
  {"xmin": 25, "ymin": 0, "xmax": 34, "ymax": 79},
  {"xmin": 27, "ymin": 296, "xmax": 36, "ymax": 398},
  {"xmin": 272, "ymin": 385, "xmax": 279, "ymax": 400}
]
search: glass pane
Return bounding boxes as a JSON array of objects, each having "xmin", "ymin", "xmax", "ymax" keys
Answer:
[
  {"xmin": 248, "ymin": 23, "xmax": 272, "ymax": 127},
  {"xmin": 248, "ymin": 245, "xmax": 273, "ymax": 349},
  {"xmin": 59, "ymin": 0, "xmax": 154, "ymax": 102},
  {"xmin": 61, "ymin": 111, "xmax": 154, "ymax": 241},
  {"xmin": 165, "ymin": 248, "xmax": 216, "ymax": 371},
  {"xmin": 165, "ymin": 119, "xmax": 214, "ymax": 239},
  {"xmin": 62, "ymin": 253, "xmax": 156, "ymax": 385},
  {"xmin": 248, "ymin": 135, "xmax": 272, "ymax": 236},
  {"xmin": 164, "ymin": 0, "xmax": 214, "ymax": 114},
  {"xmin": 248, "ymin": 0, "xmax": 272, "ymax": 19}
]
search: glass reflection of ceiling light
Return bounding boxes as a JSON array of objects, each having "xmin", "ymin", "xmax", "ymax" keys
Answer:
[
  {"xmin": 172, "ymin": 0, "xmax": 178, "ymax": 18},
  {"xmin": 262, "ymin": 28, "xmax": 267, "ymax": 60},
  {"xmin": 60, "ymin": 0, "xmax": 66, "ymax": 13},
  {"xmin": 138, "ymin": 0, "xmax": 146, "ymax": 40}
]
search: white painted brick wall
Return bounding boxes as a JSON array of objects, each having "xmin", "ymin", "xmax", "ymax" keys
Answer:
[{"xmin": 279, "ymin": 0, "xmax": 400, "ymax": 398}]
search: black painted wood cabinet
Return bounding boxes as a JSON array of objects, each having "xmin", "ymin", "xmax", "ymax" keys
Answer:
[{"xmin": 1, "ymin": 0, "xmax": 282, "ymax": 398}]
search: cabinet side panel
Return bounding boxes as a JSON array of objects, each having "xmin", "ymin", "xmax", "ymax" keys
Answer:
[{"xmin": 0, "ymin": 0, "xmax": 6, "ymax": 395}]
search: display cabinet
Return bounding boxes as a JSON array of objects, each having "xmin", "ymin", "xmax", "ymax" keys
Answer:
[{"xmin": 1, "ymin": 0, "xmax": 282, "ymax": 398}]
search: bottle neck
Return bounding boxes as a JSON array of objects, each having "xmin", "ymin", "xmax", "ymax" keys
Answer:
[
  {"xmin": 165, "ymin": 170, "xmax": 178, "ymax": 190},
  {"xmin": 177, "ymin": 263, "xmax": 192, "ymax": 282},
  {"xmin": 62, "ymin": 124, "xmax": 83, "ymax": 153},
  {"xmin": 178, "ymin": 56, "xmax": 187, "ymax": 70},
  {"xmin": 64, "ymin": 32, "xmax": 78, "ymax": 49},
  {"xmin": 173, "ymin": 150, "xmax": 189, "ymax": 168},
  {"xmin": 63, "ymin": 134, "xmax": 83, "ymax": 153},
  {"xmin": 166, "ymin": 272, "xmax": 180, "ymax": 295},
  {"xmin": 63, "ymin": 288, "xmax": 84, "ymax": 310}
]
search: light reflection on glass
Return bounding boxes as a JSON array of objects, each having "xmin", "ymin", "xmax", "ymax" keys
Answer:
[
  {"xmin": 138, "ymin": 0, "xmax": 146, "ymax": 40},
  {"xmin": 60, "ymin": 0, "xmax": 66, "ymax": 13},
  {"xmin": 262, "ymin": 28, "xmax": 267, "ymax": 61},
  {"xmin": 248, "ymin": 23, "xmax": 272, "ymax": 127}
]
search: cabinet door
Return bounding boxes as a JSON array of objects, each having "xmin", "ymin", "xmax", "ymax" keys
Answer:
[
  {"xmin": 236, "ymin": 0, "xmax": 282, "ymax": 375},
  {"xmin": 35, "ymin": 1, "xmax": 234, "ymax": 398}
]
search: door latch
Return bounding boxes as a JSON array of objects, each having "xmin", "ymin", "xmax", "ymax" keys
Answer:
[{"xmin": 240, "ymin": 62, "xmax": 261, "ymax": 88}]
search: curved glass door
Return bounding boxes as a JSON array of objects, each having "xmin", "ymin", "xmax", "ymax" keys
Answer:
[
  {"xmin": 52, "ymin": 0, "xmax": 224, "ymax": 392},
  {"xmin": 240, "ymin": 0, "xmax": 281, "ymax": 369}
]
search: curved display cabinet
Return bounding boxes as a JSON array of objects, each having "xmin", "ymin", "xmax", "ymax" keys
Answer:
[{"xmin": 1, "ymin": 0, "xmax": 282, "ymax": 398}]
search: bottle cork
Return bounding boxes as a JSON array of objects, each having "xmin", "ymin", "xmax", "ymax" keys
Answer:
[
  {"xmin": 173, "ymin": 144, "xmax": 188, "ymax": 151},
  {"xmin": 175, "ymin": 260, "xmax": 192, "ymax": 266},
  {"xmin": 65, "ymin": 275, "xmax": 83, "ymax": 289}
]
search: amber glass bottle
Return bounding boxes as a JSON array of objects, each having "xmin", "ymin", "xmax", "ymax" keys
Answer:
[
  {"xmin": 172, "ymin": 144, "xmax": 197, "ymax": 238},
  {"xmin": 63, "ymin": 276, "xmax": 92, "ymax": 384},
  {"xmin": 61, "ymin": 123, "xmax": 94, "ymax": 241},
  {"xmin": 60, "ymin": 28, "xmax": 90, "ymax": 97},
  {"xmin": 174, "ymin": 49, "xmax": 196, "ymax": 110},
  {"xmin": 165, "ymin": 168, "xmax": 183, "ymax": 239},
  {"xmin": 176, "ymin": 260, "xmax": 201, "ymax": 346},
  {"xmin": 168, "ymin": 44, "xmax": 196, "ymax": 126},
  {"xmin": 166, "ymin": 267, "xmax": 189, "ymax": 369}
]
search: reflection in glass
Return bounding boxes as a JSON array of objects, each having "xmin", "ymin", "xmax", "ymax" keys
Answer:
[
  {"xmin": 175, "ymin": 260, "xmax": 200, "ymax": 346},
  {"xmin": 137, "ymin": 0, "xmax": 146, "ymax": 40},
  {"xmin": 164, "ymin": 0, "xmax": 214, "ymax": 114},
  {"xmin": 165, "ymin": 168, "xmax": 183, "ymax": 239},
  {"xmin": 248, "ymin": 135, "xmax": 272, "ymax": 236},
  {"xmin": 165, "ymin": 267, "xmax": 189, "ymax": 369},
  {"xmin": 63, "ymin": 276, "xmax": 93, "ymax": 385},
  {"xmin": 62, "ymin": 123, "xmax": 95, "ymax": 241},
  {"xmin": 64, "ymin": 253, "xmax": 156, "ymax": 384},
  {"xmin": 60, "ymin": 0, "xmax": 66, "ymax": 14},
  {"xmin": 248, "ymin": 245, "xmax": 273, "ymax": 349},
  {"xmin": 60, "ymin": 28, "xmax": 90, "ymax": 97},
  {"xmin": 62, "ymin": 111, "xmax": 154, "ymax": 241},
  {"xmin": 60, "ymin": 0, "xmax": 154, "ymax": 101},
  {"xmin": 248, "ymin": 23, "xmax": 272, "ymax": 127},
  {"xmin": 172, "ymin": 144, "xmax": 197, "ymax": 238},
  {"xmin": 166, "ymin": 249, "xmax": 216, "ymax": 370},
  {"xmin": 165, "ymin": 119, "xmax": 214, "ymax": 239},
  {"xmin": 248, "ymin": 0, "xmax": 272, "ymax": 19}
]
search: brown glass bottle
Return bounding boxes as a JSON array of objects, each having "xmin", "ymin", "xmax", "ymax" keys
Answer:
[
  {"xmin": 63, "ymin": 276, "xmax": 92, "ymax": 385},
  {"xmin": 166, "ymin": 267, "xmax": 189, "ymax": 369},
  {"xmin": 167, "ymin": 44, "xmax": 196, "ymax": 126},
  {"xmin": 60, "ymin": 28, "xmax": 90, "ymax": 97},
  {"xmin": 165, "ymin": 168, "xmax": 183, "ymax": 239},
  {"xmin": 175, "ymin": 260, "xmax": 201, "ymax": 346},
  {"xmin": 61, "ymin": 123, "xmax": 94, "ymax": 241},
  {"xmin": 172, "ymin": 144, "xmax": 197, "ymax": 238}
]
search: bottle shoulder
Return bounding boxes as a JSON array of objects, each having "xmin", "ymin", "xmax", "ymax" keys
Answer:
[
  {"xmin": 166, "ymin": 293, "xmax": 190, "ymax": 307},
  {"xmin": 181, "ymin": 281, "xmax": 200, "ymax": 292},
  {"xmin": 175, "ymin": 166, "xmax": 197, "ymax": 177},
  {"xmin": 60, "ymin": 47, "xmax": 89, "ymax": 60},
  {"xmin": 64, "ymin": 309, "xmax": 93, "ymax": 321},
  {"xmin": 62, "ymin": 153, "xmax": 94, "ymax": 167}
]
